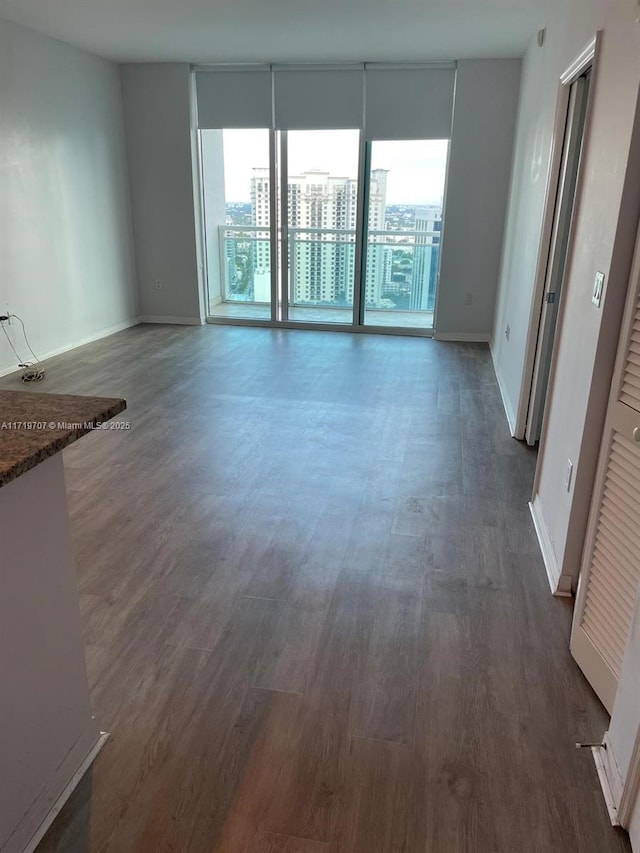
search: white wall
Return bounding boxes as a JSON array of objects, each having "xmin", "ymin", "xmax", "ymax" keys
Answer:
[
  {"xmin": 490, "ymin": 9, "xmax": 640, "ymax": 835},
  {"xmin": 492, "ymin": 1, "xmax": 640, "ymax": 591},
  {"xmin": 436, "ymin": 59, "xmax": 521, "ymax": 341},
  {"xmin": 118, "ymin": 61, "xmax": 520, "ymax": 333},
  {"xmin": 120, "ymin": 63, "xmax": 203, "ymax": 324},
  {"xmin": 0, "ymin": 17, "xmax": 138, "ymax": 375},
  {"xmin": 490, "ymin": 41, "xmax": 550, "ymax": 430},
  {"xmin": 538, "ymin": 18, "xmax": 640, "ymax": 595}
]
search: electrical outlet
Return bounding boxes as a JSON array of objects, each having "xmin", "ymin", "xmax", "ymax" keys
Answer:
[
  {"xmin": 592, "ymin": 272, "xmax": 605, "ymax": 307},
  {"xmin": 154, "ymin": 279, "xmax": 162, "ymax": 290},
  {"xmin": 565, "ymin": 459, "xmax": 573, "ymax": 492},
  {"xmin": 505, "ymin": 324, "xmax": 511, "ymax": 341},
  {"xmin": 464, "ymin": 292, "xmax": 473, "ymax": 306}
]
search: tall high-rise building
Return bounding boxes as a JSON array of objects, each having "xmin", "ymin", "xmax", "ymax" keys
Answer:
[
  {"xmin": 250, "ymin": 167, "xmax": 389, "ymax": 306},
  {"xmin": 250, "ymin": 168, "xmax": 271, "ymax": 301},
  {"xmin": 411, "ymin": 205, "xmax": 442, "ymax": 311},
  {"xmin": 365, "ymin": 169, "xmax": 388, "ymax": 307}
]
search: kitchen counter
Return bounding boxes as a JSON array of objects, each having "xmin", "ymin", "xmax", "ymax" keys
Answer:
[
  {"xmin": 0, "ymin": 389, "xmax": 126, "ymax": 487},
  {"xmin": 0, "ymin": 389, "xmax": 126, "ymax": 853}
]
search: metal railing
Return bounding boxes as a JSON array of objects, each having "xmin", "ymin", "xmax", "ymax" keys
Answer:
[{"xmin": 216, "ymin": 224, "xmax": 440, "ymax": 311}]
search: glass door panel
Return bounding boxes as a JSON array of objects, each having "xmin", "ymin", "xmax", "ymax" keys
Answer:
[
  {"xmin": 201, "ymin": 129, "xmax": 272, "ymax": 321},
  {"xmin": 363, "ymin": 140, "xmax": 449, "ymax": 329},
  {"xmin": 284, "ymin": 130, "xmax": 360, "ymax": 325}
]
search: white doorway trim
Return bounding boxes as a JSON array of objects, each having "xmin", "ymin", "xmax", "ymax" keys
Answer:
[
  {"xmin": 525, "ymin": 73, "xmax": 590, "ymax": 444},
  {"xmin": 618, "ymin": 729, "xmax": 640, "ymax": 829},
  {"xmin": 514, "ymin": 32, "xmax": 602, "ymax": 440},
  {"xmin": 560, "ymin": 35, "xmax": 600, "ymax": 86}
]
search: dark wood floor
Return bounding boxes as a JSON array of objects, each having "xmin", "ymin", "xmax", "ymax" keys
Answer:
[{"xmin": 2, "ymin": 325, "xmax": 630, "ymax": 852}]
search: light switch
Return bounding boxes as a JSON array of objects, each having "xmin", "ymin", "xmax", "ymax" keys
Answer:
[{"xmin": 592, "ymin": 272, "xmax": 605, "ymax": 308}]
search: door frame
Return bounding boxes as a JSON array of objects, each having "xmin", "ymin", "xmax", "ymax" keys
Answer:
[
  {"xmin": 618, "ymin": 724, "xmax": 640, "ymax": 829},
  {"xmin": 525, "ymin": 74, "xmax": 590, "ymax": 445},
  {"xmin": 269, "ymin": 128, "xmax": 279, "ymax": 322},
  {"xmin": 277, "ymin": 128, "xmax": 366, "ymax": 328},
  {"xmin": 515, "ymin": 33, "xmax": 602, "ymax": 440},
  {"xmin": 353, "ymin": 137, "xmax": 371, "ymax": 327}
]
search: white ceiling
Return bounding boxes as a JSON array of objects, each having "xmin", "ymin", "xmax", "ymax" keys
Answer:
[{"xmin": 0, "ymin": 0, "xmax": 552, "ymax": 64}]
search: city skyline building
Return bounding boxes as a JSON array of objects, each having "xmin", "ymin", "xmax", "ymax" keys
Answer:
[
  {"xmin": 250, "ymin": 167, "xmax": 392, "ymax": 307},
  {"xmin": 216, "ymin": 155, "xmax": 443, "ymax": 313},
  {"xmin": 411, "ymin": 205, "xmax": 442, "ymax": 311}
]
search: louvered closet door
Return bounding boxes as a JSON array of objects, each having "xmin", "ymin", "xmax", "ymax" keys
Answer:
[{"xmin": 571, "ymin": 243, "xmax": 640, "ymax": 714}]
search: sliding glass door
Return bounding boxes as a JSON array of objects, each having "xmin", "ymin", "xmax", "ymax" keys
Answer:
[
  {"xmin": 362, "ymin": 140, "xmax": 448, "ymax": 330},
  {"xmin": 195, "ymin": 64, "xmax": 455, "ymax": 334},
  {"xmin": 282, "ymin": 129, "xmax": 361, "ymax": 325},
  {"xmin": 199, "ymin": 131, "xmax": 449, "ymax": 332},
  {"xmin": 200, "ymin": 128, "xmax": 273, "ymax": 321}
]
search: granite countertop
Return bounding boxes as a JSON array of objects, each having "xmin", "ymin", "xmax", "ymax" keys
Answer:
[{"xmin": 0, "ymin": 390, "xmax": 126, "ymax": 488}]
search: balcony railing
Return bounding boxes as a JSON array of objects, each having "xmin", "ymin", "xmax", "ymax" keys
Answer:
[{"xmin": 216, "ymin": 225, "xmax": 440, "ymax": 315}]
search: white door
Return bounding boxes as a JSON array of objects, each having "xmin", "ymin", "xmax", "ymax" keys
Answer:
[
  {"xmin": 526, "ymin": 75, "xmax": 590, "ymax": 445},
  {"xmin": 570, "ymin": 222, "xmax": 640, "ymax": 713}
]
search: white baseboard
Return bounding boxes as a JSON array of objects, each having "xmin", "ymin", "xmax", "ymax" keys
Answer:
[
  {"xmin": 433, "ymin": 331, "xmax": 491, "ymax": 342},
  {"xmin": 490, "ymin": 341, "xmax": 518, "ymax": 437},
  {"xmin": 0, "ymin": 316, "xmax": 140, "ymax": 377},
  {"xmin": 5, "ymin": 727, "xmax": 108, "ymax": 853},
  {"xmin": 139, "ymin": 315, "xmax": 204, "ymax": 326},
  {"xmin": 529, "ymin": 497, "xmax": 572, "ymax": 596}
]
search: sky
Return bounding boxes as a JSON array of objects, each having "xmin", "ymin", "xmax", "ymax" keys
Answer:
[{"xmin": 220, "ymin": 130, "xmax": 448, "ymax": 206}]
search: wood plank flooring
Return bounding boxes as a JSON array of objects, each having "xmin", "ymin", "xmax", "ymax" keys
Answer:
[{"xmin": 1, "ymin": 324, "xmax": 630, "ymax": 852}]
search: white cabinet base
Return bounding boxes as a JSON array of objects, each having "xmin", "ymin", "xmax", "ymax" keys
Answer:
[{"xmin": 0, "ymin": 454, "xmax": 102, "ymax": 853}]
